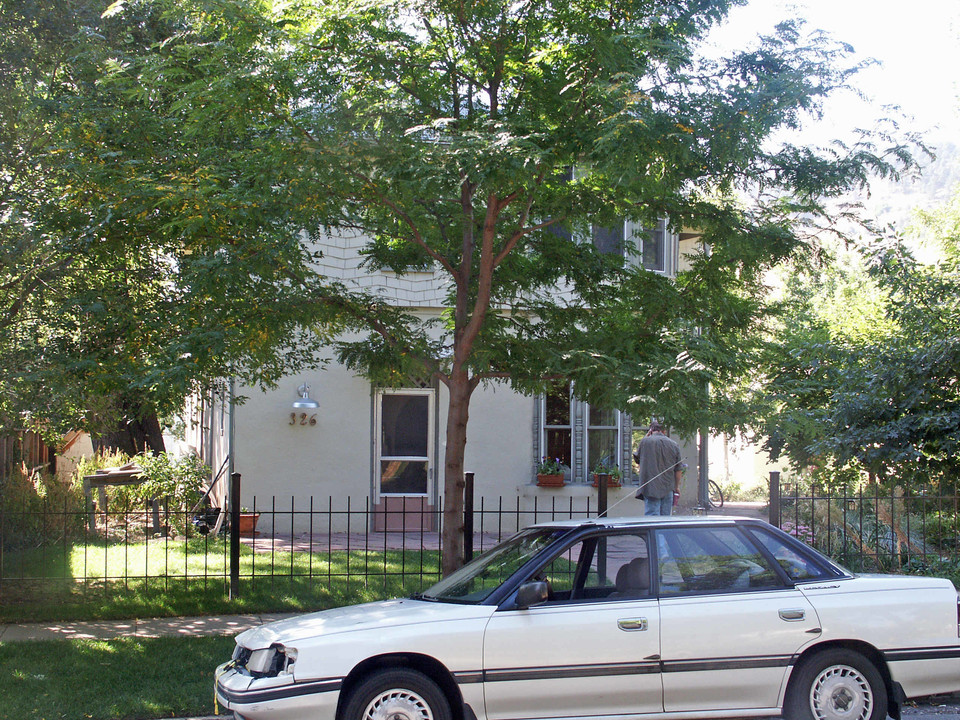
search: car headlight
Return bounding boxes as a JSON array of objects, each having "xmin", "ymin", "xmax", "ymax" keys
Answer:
[{"xmin": 244, "ymin": 645, "xmax": 297, "ymax": 677}]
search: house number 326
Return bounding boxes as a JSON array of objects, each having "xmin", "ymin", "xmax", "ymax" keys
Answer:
[{"xmin": 290, "ymin": 413, "xmax": 318, "ymax": 426}]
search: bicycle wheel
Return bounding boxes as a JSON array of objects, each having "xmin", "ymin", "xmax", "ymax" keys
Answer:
[{"xmin": 708, "ymin": 480, "xmax": 724, "ymax": 509}]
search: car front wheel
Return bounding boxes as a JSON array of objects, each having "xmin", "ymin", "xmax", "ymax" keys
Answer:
[
  {"xmin": 341, "ymin": 668, "xmax": 452, "ymax": 720},
  {"xmin": 784, "ymin": 649, "xmax": 888, "ymax": 720}
]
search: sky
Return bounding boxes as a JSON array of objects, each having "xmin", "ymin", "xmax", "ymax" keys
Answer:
[{"xmin": 710, "ymin": 0, "xmax": 960, "ymax": 143}]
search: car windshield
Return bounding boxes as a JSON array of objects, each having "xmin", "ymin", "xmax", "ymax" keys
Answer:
[{"xmin": 418, "ymin": 527, "xmax": 570, "ymax": 603}]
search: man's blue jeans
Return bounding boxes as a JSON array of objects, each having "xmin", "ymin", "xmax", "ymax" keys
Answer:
[{"xmin": 643, "ymin": 494, "xmax": 673, "ymax": 516}]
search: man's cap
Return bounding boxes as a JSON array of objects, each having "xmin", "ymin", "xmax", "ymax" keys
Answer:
[{"xmin": 649, "ymin": 420, "xmax": 664, "ymax": 431}]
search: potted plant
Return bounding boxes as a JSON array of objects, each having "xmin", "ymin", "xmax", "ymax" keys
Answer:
[
  {"xmin": 536, "ymin": 457, "xmax": 566, "ymax": 487},
  {"xmin": 238, "ymin": 507, "xmax": 261, "ymax": 536},
  {"xmin": 591, "ymin": 461, "xmax": 622, "ymax": 488}
]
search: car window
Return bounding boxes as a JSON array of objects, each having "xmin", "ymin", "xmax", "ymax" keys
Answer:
[
  {"xmin": 422, "ymin": 527, "xmax": 569, "ymax": 603},
  {"xmin": 656, "ymin": 526, "xmax": 783, "ymax": 596},
  {"xmin": 536, "ymin": 532, "xmax": 650, "ymax": 603},
  {"xmin": 746, "ymin": 526, "xmax": 830, "ymax": 582}
]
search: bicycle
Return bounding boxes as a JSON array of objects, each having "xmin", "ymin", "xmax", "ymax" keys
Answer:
[{"xmin": 708, "ymin": 480, "xmax": 724, "ymax": 509}]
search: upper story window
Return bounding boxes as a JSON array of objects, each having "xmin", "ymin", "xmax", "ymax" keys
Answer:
[
  {"xmin": 591, "ymin": 223, "xmax": 624, "ymax": 256},
  {"xmin": 590, "ymin": 218, "xmax": 675, "ymax": 275},
  {"xmin": 641, "ymin": 218, "xmax": 668, "ymax": 273}
]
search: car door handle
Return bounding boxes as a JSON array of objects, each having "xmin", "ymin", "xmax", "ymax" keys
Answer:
[
  {"xmin": 618, "ymin": 618, "xmax": 648, "ymax": 631},
  {"xmin": 779, "ymin": 608, "xmax": 806, "ymax": 622}
]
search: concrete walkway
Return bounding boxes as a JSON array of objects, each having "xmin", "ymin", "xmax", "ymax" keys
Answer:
[{"xmin": 0, "ymin": 612, "xmax": 296, "ymax": 643}]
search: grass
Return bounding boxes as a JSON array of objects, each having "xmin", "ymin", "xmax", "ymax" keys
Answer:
[
  {"xmin": 0, "ymin": 636, "xmax": 236, "ymax": 720},
  {"xmin": 1, "ymin": 537, "xmax": 441, "ymax": 623},
  {"xmin": 0, "ymin": 539, "xmax": 442, "ymax": 719}
]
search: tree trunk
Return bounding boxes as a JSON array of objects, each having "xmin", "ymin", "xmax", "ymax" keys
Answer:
[
  {"xmin": 441, "ymin": 369, "xmax": 472, "ymax": 576},
  {"xmin": 91, "ymin": 394, "xmax": 165, "ymax": 458}
]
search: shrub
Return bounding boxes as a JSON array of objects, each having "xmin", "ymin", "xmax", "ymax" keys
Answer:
[
  {"xmin": 132, "ymin": 453, "xmax": 208, "ymax": 511},
  {"xmin": 722, "ymin": 479, "xmax": 767, "ymax": 502},
  {"xmin": 0, "ymin": 467, "xmax": 85, "ymax": 550}
]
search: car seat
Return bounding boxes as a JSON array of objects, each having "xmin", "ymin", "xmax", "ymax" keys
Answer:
[{"xmin": 611, "ymin": 557, "xmax": 650, "ymax": 597}]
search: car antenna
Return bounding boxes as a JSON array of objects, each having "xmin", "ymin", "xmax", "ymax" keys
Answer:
[{"xmin": 594, "ymin": 465, "xmax": 676, "ymax": 518}]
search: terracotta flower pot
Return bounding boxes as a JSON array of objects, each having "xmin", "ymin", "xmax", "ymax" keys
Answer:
[
  {"xmin": 238, "ymin": 512, "xmax": 260, "ymax": 536},
  {"xmin": 537, "ymin": 473, "xmax": 565, "ymax": 488}
]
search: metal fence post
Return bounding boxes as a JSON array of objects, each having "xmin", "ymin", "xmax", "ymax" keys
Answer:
[
  {"xmin": 230, "ymin": 472, "xmax": 241, "ymax": 599},
  {"xmin": 597, "ymin": 473, "xmax": 608, "ymax": 518},
  {"xmin": 464, "ymin": 472, "xmax": 474, "ymax": 563},
  {"xmin": 769, "ymin": 471, "xmax": 781, "ymax": 528}
]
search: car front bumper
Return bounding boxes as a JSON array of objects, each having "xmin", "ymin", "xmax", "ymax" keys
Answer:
[{"xmin": 215, "ymin": 662, "xmax": 341, "ymax": 720}]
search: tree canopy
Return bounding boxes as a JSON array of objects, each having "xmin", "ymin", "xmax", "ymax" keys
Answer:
[
  {"xmin": 0, "ymin": 0, "xmax": 334, "ymax": 453},
  {"xmin": 757, "ymin": 190, "xmax": 960, "ymax": 492},
  {"xmin": 2, "ymin": 0, "xmax": 921, "ymax": 569}
]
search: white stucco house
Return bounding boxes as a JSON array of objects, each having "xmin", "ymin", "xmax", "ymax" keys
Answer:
[{"xmin": 185, "ymin": 220, "xmax": 707, "ymax": 532}]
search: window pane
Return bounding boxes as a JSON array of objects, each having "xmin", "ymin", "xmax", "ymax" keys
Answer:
[
  {"xmin": 381, "ymin": 395, "xmax": 428, "ymax": 456},
  {"xmin": 657, "ymin": 527, "xmax": 782, "ymax": 595},
  {"xmin": 380, "ymin": 460, "xmax": 428, "ymax": 494},
  {"xmin": 643, "ymin": 223, "xmax": 665, "ymax": 271},
  {"xmin": 748, "ymin": 527, "xmax": 827, "ymax": 581},
  {"xmin": 588, "ymin": 429, "xmax": 617, "ymax": 472},
  {"xmin": 425, "ymin": 527, "xmax": 570, "ymax": 603},
  {"xmin": 548, "ymin": 223, "xmax": 573, "ymax": 242},
  {"xmin": 540, "ymin": 541, "xmax": 584, "ymax": 597},
  {"xmin": 589, "ymin": 405, "xmax": 617, "ymax": 427},
  {"xmin": 545, "ymin": 384, "xmax": 571, "ymax": 426},
  {"xmin": 546, "ymin": 428, "xmax": 572, "ymax": 468},
  {"xmin": 592, "ymin": 222, "xmax": 624, "ymax": 255},
  {"xmin": 592, "ymin": 533, "xmax": 649, "ymax": 596},
  {"xmin": 536, "ymin": 533, "xmax": 650, "ymax": 603}
]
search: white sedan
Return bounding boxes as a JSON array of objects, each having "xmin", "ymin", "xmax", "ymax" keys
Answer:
[{"xmin": 215, "ymin": 516, "xmax": 960, "ymax": 720}]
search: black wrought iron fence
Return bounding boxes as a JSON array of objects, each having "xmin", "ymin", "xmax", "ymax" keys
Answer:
[
  {"xmin": 770, "ymin": 477, "xmax": 960, "ymax": 576},
  {"xmin": 5, "ymin": 481, "xmax": 959, "ymax": 613},
  {"xmin": 0, "ymin": 493, "xmax": 600, "ymax": 609}
]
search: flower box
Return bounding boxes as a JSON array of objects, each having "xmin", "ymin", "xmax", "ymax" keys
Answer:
[
  {"xmin": 591, "ymin": 473, "xmax": 621, "ymax": 488},
  {"xmin": 536, "ymin": 473, "xmax": 566, "ymax": 488}
]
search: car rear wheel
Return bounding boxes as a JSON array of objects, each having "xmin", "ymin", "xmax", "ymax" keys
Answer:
[
  {"xmin": 784, "ymin": 649, "xmax": 888, "ymax": 720},
  {"xmin": 342, "ymin": 668, "xmax": 452, "ymax": 720}
]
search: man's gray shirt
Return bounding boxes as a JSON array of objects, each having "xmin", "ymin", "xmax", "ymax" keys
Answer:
[{"xmin": 635, "ymin": 433, "xmax": 681, "ymax": 499}]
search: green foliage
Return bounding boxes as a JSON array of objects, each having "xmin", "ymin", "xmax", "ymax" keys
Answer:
[
  {"xmin": 721, "ymin": 479, "xmax": 767, "ymax": 502},
  {"xmin": 73, "ymin": 450, "xmax": 132, "ymax": 484},
  {"xmin": 537, "ymin": 457, "xmax": 565, "ymax": 474},
  {"xmin": 2, "ymin": 0, "xmax": 922, "ymax": 568},
  {"xmin": 757, "ymin": 192, "xmax": 960, "ymax": 492},
  {"xmin": 0, "ymin": 0, "xmax": 335, "ymax": 446},
  {"xmin": 132, "ymin": 452, "xmax": 208, "ymax": 511},
  {"xmin": 0, "ymin": 469, "xmax": 85, "ymax": 551},
  {"xmin": 592, "ymin": 459, "xmax": 621, "ymax": 478}
]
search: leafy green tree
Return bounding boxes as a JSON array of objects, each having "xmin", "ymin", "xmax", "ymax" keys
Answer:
[
  {"xmin": 4, "ymin": 0, "xmax": 918, "ymax": 571},
  {"xmin": 758, "ymin": 197, "xmax": 960, "ymax": 492},
  {"xmin": 0, "ymin": 0, "xmax": 333, "ymax": 453},
  {"xmin": 262, "ymin": 0, "xmax": 913, "ymax": 570}
]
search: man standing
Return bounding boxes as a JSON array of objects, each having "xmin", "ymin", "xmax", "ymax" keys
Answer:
[{"xmin": 634, "ymin": 420, "xmax": 683, "ymax": 516}]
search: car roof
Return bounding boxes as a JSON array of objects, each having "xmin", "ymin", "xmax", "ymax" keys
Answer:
[{"xmin": 528, "ymin": 515, "xmax": 761, "ymax": 530}]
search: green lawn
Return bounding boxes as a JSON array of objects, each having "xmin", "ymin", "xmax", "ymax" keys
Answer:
[
  {"xmin": 0, "ymin": 537, "xmax": 441, "ymax": 622},
  {"xmin": 0, "ymin": 636, "xmax": 235, "ymax": 720}
]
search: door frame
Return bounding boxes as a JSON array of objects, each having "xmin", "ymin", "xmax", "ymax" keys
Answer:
[{"xmin": 370, "ymin": 387, "xmax": 437, "ymax": 505}]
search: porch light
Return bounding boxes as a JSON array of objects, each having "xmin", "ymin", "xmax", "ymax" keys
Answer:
[{"xmin": 292, "ymin": 383, "xmax": 320, "ymax": 409}]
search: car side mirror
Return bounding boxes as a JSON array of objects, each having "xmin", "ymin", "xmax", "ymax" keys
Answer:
[{"xmin": 516, "ymin": 581, "xmax": 549, "ymax": 609}]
